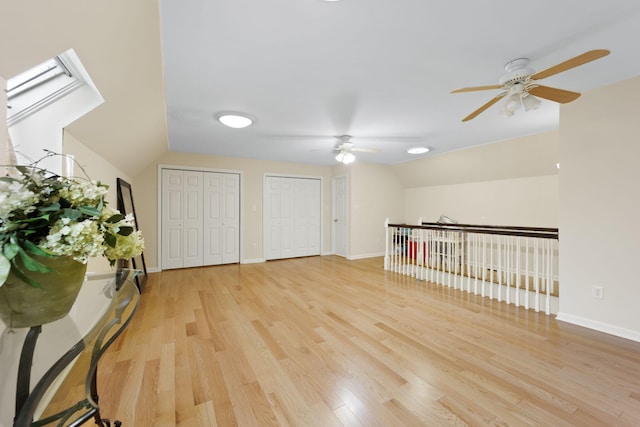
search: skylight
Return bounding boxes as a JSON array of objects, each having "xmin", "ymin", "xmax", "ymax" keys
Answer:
[{"xmin": 6, "ymin": 53, "xmax": 83, "ymax": 125}]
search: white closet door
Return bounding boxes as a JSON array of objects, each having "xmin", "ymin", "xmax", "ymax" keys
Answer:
[
  {"xmin": 163, "ymin": 169, "xmax": 239, "ymax": 270},
  {"xmin": 182, "ymin": 171, "xmax": 204, "ymax": 268},
  {"xmin": 265, "ymin": 176, "xmax": 320, "ymax": 260},
  {"xmin": 265, "ymin": 176, "xmax": 294, "ymax": 260},
  {"xmin": 203, "ymin": 172, "xmax": 223, "ymax": 265},
  {"xmin": 161, "ymin": 169, "xmax": 185, "ymax": 269},
  {"xmin": 294, "ymin": 179, "xmax": 321, "ymax": 257},
  {"xmin": 306, "ymin": 179, "xmax": 321, "ymax": 256},
  {"xmin": 222, "ymin": 173, "xmax": 240, "ymax": 263},
  {"xmin": 280, "ymin": 178, "xmax": 295, "ymax": 258}
]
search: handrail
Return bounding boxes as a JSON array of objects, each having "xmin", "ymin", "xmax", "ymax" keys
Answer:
[{"xmin": 387, "ymin": 222, "xmax": 559, "ymax": 240}]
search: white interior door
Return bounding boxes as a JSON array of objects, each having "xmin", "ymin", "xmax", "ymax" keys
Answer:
[{"xmin": 332, "ymin": 175, "xmax": 348, "ymax": 257}]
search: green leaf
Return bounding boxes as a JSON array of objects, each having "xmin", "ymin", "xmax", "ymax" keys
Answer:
[
  {"xmin": 39, "ymin": 203, "xmax": 61, "ymax": 212},
  {"xmin": 16, "ymin": 214, "xmax": 50, "ymax": 223},
  {"xmin": 15, "ymin": 165, "xmax": 31, "ymax": 175},
  {"xmin": 3, "ymin": 243, "xmax": 20, "ymax": 260},
  {"xmin": 18, "ymin": 250, "xmax": 53, "ymax": 273},
  {"xmin": 22, "ymin": 240, "xmax": 55, "ymax": 258},
  {"xmin": 0, "ymin": 254, "xmax": 10, "ymax": 287},
  {"xmin": 105, "ymin": 232, "xmax": 117, "ymax": 248},
  {"xmin": 79, "ymin": 206, "xmax": 101, "ymax": 217},
  {"xmin": 117, "ymin": 226, "xmax": 134, "ymax": 236},
  {"xmin": 106, "ymin": 213, "xmax": 124, "ymax": 223},
  {"xmin": 63, "ymin": 208, "xmax": 82, "ymax": 220}
]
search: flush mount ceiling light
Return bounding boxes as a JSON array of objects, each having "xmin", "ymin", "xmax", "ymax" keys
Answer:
[
  {"xmin": 216, "ymin": 112, "xmax": 255, "ymax": 129},
  {"xmin": 406, "ymin": 146, "xmax": 430, "ymax": 154},
  {"xmin": 335, "ymin": 150, "xmax": 355, "ymax": 164}
]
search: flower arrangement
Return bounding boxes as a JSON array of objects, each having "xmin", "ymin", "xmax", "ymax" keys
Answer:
[{"xmin": 0, "ymin": 153, "xmax": 144, "ymax": 288}]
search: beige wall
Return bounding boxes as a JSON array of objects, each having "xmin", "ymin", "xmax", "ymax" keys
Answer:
[
  {"xmin": 396, "ymin": 131, "xmax": 559, "ymax": 227},
  {"xmin": 63, "ymin": 131, "xmax": 133, "ymax": 272},
  {"xmin": 133, "ymin": 152, "xmax": 335, "ymax": 269},
  {"xmin": 405, "ymin": 175, "xmax": 558, "ymax": 227},
  {"xmin": 558, "ymin": 75, "xmax": 640, "ymax": 341},
  {"xmin": 392, "ymin": 131, "xmax": 559, "ymax": 189},
  {"xmin": 0, "ymin": 76, "xmax": 7, "ymax": 165},
  {"xmin": 348, "ymin": 163, "xmax": 405, "ymax": 258}
]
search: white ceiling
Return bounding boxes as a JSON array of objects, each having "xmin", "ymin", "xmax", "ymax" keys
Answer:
[
  {"xmin": 159, "ymin": 0, "xmax": 640, "ymax": 167},
  {"xmin": 3, "ymin": 1, "xmax": 640, "ymax": 176}
]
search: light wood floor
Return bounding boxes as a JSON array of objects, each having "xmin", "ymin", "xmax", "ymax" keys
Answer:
[{"xmin": 97, "ymin": 256, "xmax": 640, "ymax": 426}]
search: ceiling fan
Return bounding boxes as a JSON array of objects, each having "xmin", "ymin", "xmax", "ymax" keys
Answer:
[
  {"xmin": 451, "ymin": 49, "xmax": 610, "ymax": 122},
  {"xmin": 334, "ymin": 135, "xmax": 380, "ymax": 164}
]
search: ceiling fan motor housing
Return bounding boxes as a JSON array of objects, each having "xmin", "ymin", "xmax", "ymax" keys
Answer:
[{"xmin": 499, "ymin": 58, "xmax": 535, "ymax": 86}]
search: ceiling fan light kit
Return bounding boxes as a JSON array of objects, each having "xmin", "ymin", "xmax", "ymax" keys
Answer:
[
  {"xmin": 451, "ymin": 49, "xmax": 610, "ymax": 121},
  {"xmin": 335, "ymin": 150, "xmax": 355, "ymax": 164}
]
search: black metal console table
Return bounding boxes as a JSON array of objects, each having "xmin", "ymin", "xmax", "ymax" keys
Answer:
[{"xmin": 0, "ymin": 269, "xmax": 140, "ymax": 427}]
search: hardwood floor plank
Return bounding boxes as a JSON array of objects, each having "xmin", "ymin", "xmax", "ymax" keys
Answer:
[{"xmin": 96, "ymin": 256, "xmax": 640, "ymax": 426}]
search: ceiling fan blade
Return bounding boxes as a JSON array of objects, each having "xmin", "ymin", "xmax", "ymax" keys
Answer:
[
  {"xmin": 451, "ymin": 85, "xmax": 503, "ymax": 93},
  {"xmin": 461, "ymin": 95, "xmax": 504, "ymax": 122},
  {"xmin": 351, "ymin": 147, "xmax": 380, "ymax": 154},
  {"xmin": 528, "ymin": 85, "xmax": 581, "ymax": 103},
  {"xmin": 530, "ymin": 49, "xmax": 610, "ymax": 80}
]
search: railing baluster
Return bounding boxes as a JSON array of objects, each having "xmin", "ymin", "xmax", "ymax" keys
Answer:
[
  {"xmin": 506, "ymin": 236, "xmax": 512, "ymax": 305},
  {"xmin": 524, "ymin": 238, "xmax": 530, "ymax": 310},
  {"xmin": 467, "ymin": 233, "xmax": 472, "ymax": 292},
  {"xmin": 546, "ymin": 238, "xmax": 552, "ymax": 315},
  {"xmin": 515, "ymin": 237, "xmax": 521, "ymax": 307},
  {"xmin": 471, "ymin": 233, "xmax": 477, "ymax": 295},
  {"xmin": 533, "ymin": 239, "xmax": 540, "ymax": 312},
  {"xmin": 481, "ymin": 233, "xmax": 487, "ymax": 297}
]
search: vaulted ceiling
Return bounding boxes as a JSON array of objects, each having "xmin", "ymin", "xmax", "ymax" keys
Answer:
[{"xmin": 3, "ymin": 1, "xmax": 640, "ymax": 176}]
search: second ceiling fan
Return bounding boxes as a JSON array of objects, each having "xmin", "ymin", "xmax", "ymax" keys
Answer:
[
  {"xmin": 451, "ymin": 49, "xmax": 610, "ymax": 122},
  {"xmin": 334, "ymin": 135, "xmax": 380, "ymax": 164}
]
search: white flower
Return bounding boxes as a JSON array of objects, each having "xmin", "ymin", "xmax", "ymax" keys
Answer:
[{"xmin": 0, "ymin": 179, "xmax": 38, "ymax": 219}]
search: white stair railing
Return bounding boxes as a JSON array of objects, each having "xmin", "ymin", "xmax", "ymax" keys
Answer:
[{"xmin": 384, "ymin": 220, "xmax": 559, "ymax": 315}]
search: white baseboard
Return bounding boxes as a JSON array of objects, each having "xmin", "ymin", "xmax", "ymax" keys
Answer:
[
  {"xmin": 146, "ymin": 267, "xmax": 160, "ymax": 273},
  {"xmin": 556, "ymin": 312, "xmax": 640, "ymax": 343},
  {"xmin": 241, "ymin": 258, "xmax": 266, "ymax": 264},
  {"xmin": 347, "ymin": 252, "xmax": 385, "ymax": 260}
]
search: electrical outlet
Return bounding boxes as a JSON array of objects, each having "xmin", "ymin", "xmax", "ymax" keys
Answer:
[{"xmin": 592, "ymin": 286, "xmax": 604, "ymax": 300}]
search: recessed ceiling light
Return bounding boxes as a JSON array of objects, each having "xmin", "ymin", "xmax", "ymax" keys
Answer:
[
  {"xmin": 406, "ymin": 146, "xmax": 430, "ymax": 154},
  {"xmin": 216, "ymin": 112, "xmax": 254, "ymax": 129}
]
